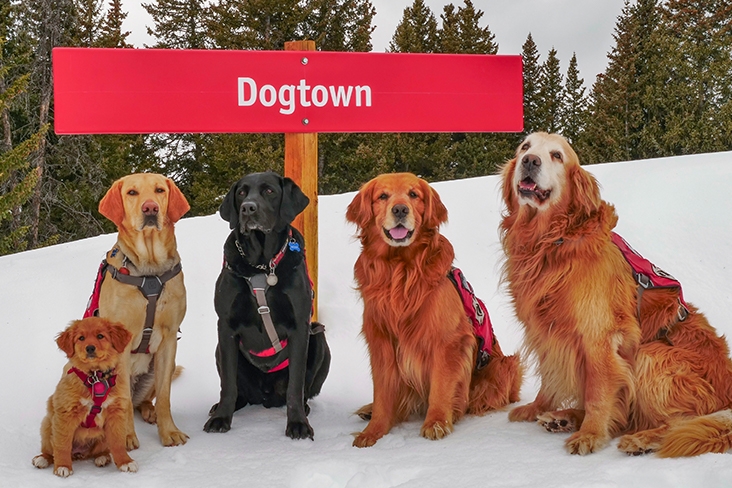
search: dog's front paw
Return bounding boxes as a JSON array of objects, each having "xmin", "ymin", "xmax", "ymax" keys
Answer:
[
  {"xmin": 352, "ymin": 431, "xmax": 382, "ymax": 448},
  {"xmin": 53, "ymin": 465, "xmax": 73, "ymax": 478},
  {"xmin": 420, "ymin": 419, "xmax": 454, "ymax": 440},
  {"xmin": 286, "ymin": 419, "xmax": 314, "ymax": 440},
  {"xmin": 126, "ymin": 433, "xmax": 140, "ymax": 451},
  {"xmin": 160, "ymin": 429, "xmax": 189, "ymax": 446},
  {"xmin": 118, "ymin": 461, "xmax": 138, "ymax": 473},
  {"xmin": 203, "ymin": 415, "xmax": 232, "ymax": 433},
  {"xmin": 32, "ymin": 454, "xmax": 51, "ymax": 469},
  {"xmin": 565, "ymin": 431, "xmax": 609, "ymax": 455}
]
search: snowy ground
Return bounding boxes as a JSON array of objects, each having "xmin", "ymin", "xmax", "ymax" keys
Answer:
[{"xmin": 3, "ymin": 151, "xmax": 732, "ymax": 487}]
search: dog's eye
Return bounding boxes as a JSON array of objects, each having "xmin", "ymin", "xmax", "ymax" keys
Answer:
[
  {"xmin": 78, "ymin": 335, "xmax": 85, "ymax": 342},
  {"xmin": 521, "ymin": 143, "xmax": 530, "ymax": 151},
  {"xmin": 97, "ymin": 334, "xmax": 105, "ymax": 340},
  {"xmin": 263, "ymin": 188, "xmax": 273, "ymax": 195},
  {"xmin": 127, "ymin": 190, "xmax": 138, "ymax": 196},
  {"xmin": 155, "ymin": 187, "xmax": 165, "ymax": 193},
  {"xmin": 378, "ymin": 193, "xmax": 389, "ymax": 200},
  {"xmin": 408, "ymin": 191, "xmax": 418, "ymax": 199},
  {"xmin": 551, "ymin": 151, "xmax": 563, "ymax": 162}
]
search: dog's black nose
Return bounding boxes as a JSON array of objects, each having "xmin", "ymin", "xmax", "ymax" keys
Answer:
[
  {"xmin": 241, "ymin": 202, "xmax": 258, "ymax": 215},
  {"xmin": 392, "ymin": 204, "xmax": 409, "ymax": 220},
  {"xmin": 86, "ymin": 345, "xmax": 96, "ymax": 355},
  {"xmin": 521, "ymin": 154, "xmax": 541, "ymax": 169}
]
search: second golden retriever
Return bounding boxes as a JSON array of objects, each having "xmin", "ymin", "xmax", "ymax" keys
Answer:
[
  {"xmin": 501, "ymin": 132, "xmax": 732, "ymax": 456},
  {"xmin": 347, "ymin": 172, "xmax": 522, "ymax": 447},
  {"xmin": 97, "ymin": 173, "xmax": 190, "ymax": 447}
]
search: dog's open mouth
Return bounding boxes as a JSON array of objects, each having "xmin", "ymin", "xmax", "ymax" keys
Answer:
[
  {"xmin": 518, "ymin": 177, "xmax": 551, "ymax": 202},
  {"xmin": 384, "ymin": 224, "xmax": 414, "ymax": 243}
]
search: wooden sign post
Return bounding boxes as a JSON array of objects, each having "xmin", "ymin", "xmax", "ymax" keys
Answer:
[
  {"xmin": 52, "ymin": 46, "xmax": 524, "ymax": 320},
  {"xmin": 283, "ymin": 41, "xmax": 318, "ymax": 319}
]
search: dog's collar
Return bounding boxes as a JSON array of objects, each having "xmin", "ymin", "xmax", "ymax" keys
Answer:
[
  {"xmin": 68, "ymin": 367, "xmax": 117, "ymax": 429},
  {"xmin": 232, "ymin": 228, "xmax": 298, "ymax": 286}
]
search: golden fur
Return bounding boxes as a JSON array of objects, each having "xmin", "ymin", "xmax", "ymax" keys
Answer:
[
  {"xmin": 32, "ymin": 318, "xmax": 135, "ymax": 477},
  {"xmin": 347, "ymin": 173, "xmax": 522, "ymax": 448},
  {"xmin": 501, "ymin": 132, "xmax": 732, "ymax": 456},
  {"xmin": 97, "ymin": 173, "xmax": 190, "ymax": 448}
]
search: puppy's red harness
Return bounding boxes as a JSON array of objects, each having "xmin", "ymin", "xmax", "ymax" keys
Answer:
[
  {"xmin": 447, "ymin": 267, "xmax": 494, "ymax": 370},
  {"xmin": 67, "ymin": 367, "xmax": 117, "ymax": 429}
]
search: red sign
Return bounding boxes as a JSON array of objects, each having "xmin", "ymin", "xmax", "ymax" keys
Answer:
[{"xmin": 53, "ymin": 48, "xmax": 523, "ymax": 134}]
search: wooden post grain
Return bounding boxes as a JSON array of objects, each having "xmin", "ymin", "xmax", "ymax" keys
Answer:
[{"xmin": 284, "ymin": 40, "xmax": 318, "ymax": 320}]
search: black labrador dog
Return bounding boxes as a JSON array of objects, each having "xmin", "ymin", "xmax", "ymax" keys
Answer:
[{"xmin": 203, "ymin": 172, "xmax": 330, "ymax": 439}]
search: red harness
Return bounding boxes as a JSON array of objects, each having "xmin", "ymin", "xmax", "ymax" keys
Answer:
[
  {"xmin": 67, "ymin": 367, "xmax": 117, "ymax": 428},
  {"xmin": 447, "ymin": 267, "xmax": 494, "ymax": 370}
]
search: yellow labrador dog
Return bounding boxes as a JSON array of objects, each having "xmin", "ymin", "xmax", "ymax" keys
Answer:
[{"xmin": 97, "ymin": 173, "xmax": 190, "ymax": 447}]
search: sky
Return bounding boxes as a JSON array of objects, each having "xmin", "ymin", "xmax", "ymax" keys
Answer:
[
  {"xmin": 4, "ymin": 149, "xmax": 732, "ymax": 487},
  {"xmin": 122, "ymin": 0, "xmax": 627, "ymax": 87}
]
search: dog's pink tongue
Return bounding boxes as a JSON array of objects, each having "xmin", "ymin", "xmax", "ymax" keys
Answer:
[
  {"xmin": 519, "ymin": 179, "xmax": 537, "ymax": 191},
  {"xmin": 389, "ymin": 226, "xmax": 409, "ymax": 240}
]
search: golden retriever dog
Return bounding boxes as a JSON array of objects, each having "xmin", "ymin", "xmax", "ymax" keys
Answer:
[
  {"xmin": 32, "ymin": 317, "xmax": 135, "ymax": 477},
  {"xmin": 347, "ymin": 172, "xmax": 522, "ymax": 448},
  {"xmin": 97, "ymin": 173, "xmax": 190, "ymax": 447},
  {"xmin": 501, "ymin": 132, "xmax": 732, "ymax": 456}
]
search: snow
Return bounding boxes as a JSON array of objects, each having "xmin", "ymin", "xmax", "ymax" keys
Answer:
[{"xmin": 3, "ymin": 151, "xmax": 732, "ymax": 487}]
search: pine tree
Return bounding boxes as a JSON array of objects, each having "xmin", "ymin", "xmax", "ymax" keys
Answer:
[
  {"xmin": 76, "ymin": 0, "xmax": 104, "ymax": 46},
  {"xmin": 302, "ymin": 0, "xmax": 376, "ymax": 52},
  {"xmin": 143, "ymin": 0, "xmax": 207, "ymax": 49},
  {"xmin": 536, "ymin": 48, "xmax": 563, "ymax": 134},
  {"xmin": 559, "ymin": 53, "xmax": 587, "ymax": 145},
  {"xmin": 521, "ymin": 33, "xmax": 542, "ymax": 135},
  {"xmin": 389, "ymin": 0, "xmax": 438, "ymax": 53},
  {"xmin": 206, "ymin": 0, "xmax": 304, "ymax": 50},
  {"xmin": 99, "ymin": 0, "xmax": 131, "ymax": 47}
]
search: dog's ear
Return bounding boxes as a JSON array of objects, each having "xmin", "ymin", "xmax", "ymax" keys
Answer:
[
  {"xmin": 165, "ymin": 178, "xmax": 190, "ymax": 224},
  {"xmin": 568, "ymin": 164, "xmax": 601, "ymax": 217},
  {"xmin": 346, "ymin": 179, "xmax": 375, "ymax": 229},
  {"xmin": 279, "ymin": 177, "xmax": 310, "ymax": 225},
  {"xmin": 99, "ymin": 179, "xmax": 125, "ymax": 226},
  {"xmin": 219, "ymin": 181, "xmax": 239, "ymax": 230},
  {"xmin": 56, "ymin": 321, "xmax": 79, "ymax": 358},
  {"xmin": 500, "ymin": 158, "xmax": 518, "ymax": 212},
  {"xmin": 106, "ymin": 321, "xmax": 132, "ymax": 353},
  {"xmin": 421, "ymin": 179, "xmax": 448, "ymax": 229}
]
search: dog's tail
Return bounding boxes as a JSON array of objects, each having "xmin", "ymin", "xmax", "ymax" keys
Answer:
[
  {"xmin": 468, "ymin": 346, "xmax": 523, "ymax": 415},
  {"xmin": 657, "ymin": 409, "xmax": 732, "ymax": 457},
  {"xmin": 132, "ymin": 364, "xmax": 184, "ymax": 407}
]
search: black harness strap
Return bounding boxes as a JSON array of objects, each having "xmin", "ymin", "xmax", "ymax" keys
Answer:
[{"xmin": 108, "ymin": 261, "xmax": 182, "ymax": 354}]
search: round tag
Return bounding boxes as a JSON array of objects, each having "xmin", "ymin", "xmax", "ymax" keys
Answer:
[
  {"xmin": 119, "ymin": 267, "xmax": 130, "ymax": 275},
  {"xmin": 93, "ymin": 381, "xmax": 107, "ymax": 396},
  {"xmin": 267, "ymin": 274, "xmax": 279, "ymax": 286}
]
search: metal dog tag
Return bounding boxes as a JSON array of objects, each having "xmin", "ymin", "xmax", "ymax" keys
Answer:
[{"xmin": 267, "ymin": 273, "xmax": 278, "ymax": 286}]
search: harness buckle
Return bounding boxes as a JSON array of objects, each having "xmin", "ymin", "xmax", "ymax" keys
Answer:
[
  {"xmin": 636, "ymin": 273, "xmax": 651, "ymax": 289},
  {"xmin": 140, "ymin": 276, "xmax": 164, "ymax": 297},
  {"xmin": 257, "ymin": 305, "xmax": 270, "ymax": 315}
]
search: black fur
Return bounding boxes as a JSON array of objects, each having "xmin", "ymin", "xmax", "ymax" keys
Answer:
[{"xmin": 203, "ymin": 172, "xmax": 330, "ymax": 440}]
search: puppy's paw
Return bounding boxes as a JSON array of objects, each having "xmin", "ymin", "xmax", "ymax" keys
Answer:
[
  {"xmin": 94, "ymin": 454, "xmax": 111, "ymax": 467},
  {"xmin": 160, "ymin": 429, "xmax": 189, "ymax": 446},
  {"xmin": 32, "ymin": 454, "xmax": 51, "ymax": 469},
  {"xmin": 565, "ymin": 431, "xmax": 609, "ymax": 455},
  {"xmin": 118, "ymin": 461, "xmax": 138, "ymax": 473},
  {"xmin": 126, "ymin": 433, "xmax": 140, "ymax": 451},
  {"xmin": 54, "ymin": 466, "xmax": 73, "ymax": 478},
  {"xmin": 537, "ymin": 412, "xmax": 578, "ymax": 433},
  {"xmin": 617, "ymin": 433, "xmax": 659, "ymax": 456},
  {"xmin": 508, "ymin": 403, "xmax": 541, "ymax": 422},
  {"xmin": 286, "ymin": 419, "xmax": 314, "ymax": 440},
  {"xmin": 203, "ymin": 415, "xmax": 232, "ymax": 433},
  {"xmin": 420, "ymin": 419, "xmax": 454, "ymax": 440},
  {"xmin": 352, "ymin": 431, "xmax": 382, "ymax": 448}
]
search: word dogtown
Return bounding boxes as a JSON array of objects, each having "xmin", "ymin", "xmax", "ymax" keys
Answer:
[{"xmin": 237, "ymin": 77, "xmax": 372, "ymax": 115}]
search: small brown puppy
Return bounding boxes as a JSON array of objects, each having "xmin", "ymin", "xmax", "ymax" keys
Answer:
[{"xmin": 33, "ymin": 317, "xmax": 135, "ymax": 477}]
